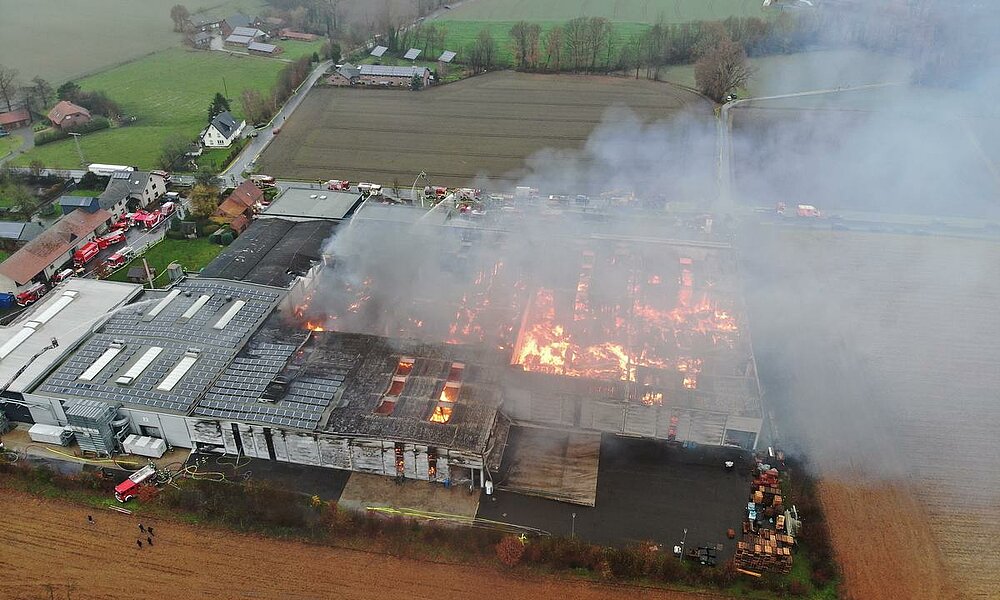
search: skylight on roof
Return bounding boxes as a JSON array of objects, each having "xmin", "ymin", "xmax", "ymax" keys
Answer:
[
  {"xmin": 78, "ymin": 342, "xmax": 125, "ymax": 381},
  {"xmin": 157, "ymin": 349, "xmax": 199, "ymax": 391},
  {"xmin": 213, "ymin": 300, "xmax": 246, "ymax": 330},
  {"xmin": 144, "ymin": 289, "xmax": 181, "ymax": 321},
  {"xmin": 34, "ymin": 290, "xmax": 78, "ymax": 324},
  {"xmin": 180, "ymin": 294, "xmax": 211, "ymax": 320},
  {"xmin": 116, "ymin": 346, "xmax": 163, "ymax": 385}
]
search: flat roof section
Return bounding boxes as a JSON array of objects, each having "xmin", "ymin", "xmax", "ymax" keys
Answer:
[
  {"xmin": 0, "ymin": 279, "xmax": 142, "ymax": 394},
  {"xmin": 262, "ymin": 187, "xmax": 362, "ymax": 221}
]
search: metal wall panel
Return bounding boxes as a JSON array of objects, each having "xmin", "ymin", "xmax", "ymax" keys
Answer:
[
  {"xmin": 623, "ymin": 404, "xmax": 658, "ymax": 437},
  {"xmin": 319, "ymin": 436, "xmax": 352, "ymax": 469},
  {"xmin": 188, "ymin": 419, "xmax": 225, "ymax": 445},
  {"xmin": 350, "ymin": 440, "xmax": 384, "ymax": 473},
  {"xmin": 284, "ymin": 431, "xmax": 321, "ymax": 465}
]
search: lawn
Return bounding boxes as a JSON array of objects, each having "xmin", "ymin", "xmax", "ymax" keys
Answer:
[
  {"xmin": 279, "ymin": 39, "xmax": 327, "ymax": 61},
  {"xmin": 109, "ymin": 237, "xmax": 223, "ymax": 287},
  {"xmin": 0, "ymin": 135, "xmax": 22, "ymax": 159},
  {"xmin": 0, "ymin": 0, "xmax": 265, "ymax": 82},
  {"xmin": 14, "ymin": 49, "xmax": 285, "ymax": 170},
  {"xmin": 68, "ymin": 189, "xmax": 104, "ymax": 197},
  {"xmin": 436, "ymin": 0, "xmax": 766, "ymax": 23}
]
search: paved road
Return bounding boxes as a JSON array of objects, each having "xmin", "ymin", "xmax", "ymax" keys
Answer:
[{"xmin": 221, "ymin": 59, "xmax": 333, "ymax": 185}]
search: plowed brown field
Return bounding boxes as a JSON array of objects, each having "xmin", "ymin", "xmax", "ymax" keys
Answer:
[{"xmin": 0, "ymin": 489, "xmax": 725, "ymax": 600}]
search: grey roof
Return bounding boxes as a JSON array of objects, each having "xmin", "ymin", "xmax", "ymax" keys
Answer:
[
  {"xmin": 192, "ymin": 31, "xmax": 213, "ymax": 43},
  {"xmin": 403, "ymin": 48, "xmax": 421, "ymax": 60},
  {"xmin": 247, "ymin": 41, "xmax": 277, "ymax": 53},
  {"xmin": 200, "ymin": 218, "xmax": 336, "ymax": 287},
  {"xmin": 36, "ymin": 279, "xmax": 285, "ymax": 415},
  {"xmin": 0, "ymin": 221, "xmax": 43, "ymax": 242},
  {"xmin": 335, "ymin": 63, "xmax": 360, "ymax": 80},
  {"xmin": 0, "ymin": 280, "xmax": 142, "ymax": 395},
  {"xmin": 370, "ymin": 45, "xmax": 388, "ymax": 57},
  {"xmin": 261, "ymin": 187, "xmax": 361, "ymax": 221},
  {"xmin": 225, "ymin": 35, "xmax": 252, "ymax": 45},
  {"xmin": 97, "ymin": 171, "xmax": 152, "ymax": 211},
  {"xmin": 358, "ymin": 64, "xmax": 428, "ymax": 78},
  {"xmin": 231, "ymin": 26, "xmax": 263, "ymax": 38},
  {"xmin": 438, "ymin": 50, "xmax": 457, "ymax": 63},
  {"xmin": 209, "ymin": 111, "xmax": 241, "ymax": 139},
  {"xmin": 225, "ymin": 14, "xmax": 254, "ymax": 29},
  {"xmin": 193, "ymin": 328, "xmax": 504, "ymax": 452},
  {"xmin": 59, "ymin": 195, "xmax": 98, "ymax": 210}
]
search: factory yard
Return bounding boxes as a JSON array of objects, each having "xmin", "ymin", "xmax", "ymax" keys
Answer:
[
  {"xmin": 743, "ymin": 226, "xmax": 1000, "ymax": 600},
  {"xmin": 258, "ymin": 71, "xmax": 711, "ymax": 186},
  {"xmin": 0, "ymin": 489, "xmax": 729, "ymax": 600}
]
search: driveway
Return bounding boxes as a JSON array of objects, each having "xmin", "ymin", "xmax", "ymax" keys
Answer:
[{"xmin": 0, "ymin": 126, "xmax": 34, "ymax": 165}]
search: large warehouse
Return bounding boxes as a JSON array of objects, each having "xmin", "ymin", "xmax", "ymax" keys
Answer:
[{"xmin": 1, "ymin": 206, "xmax": 762, "ymax": 495}]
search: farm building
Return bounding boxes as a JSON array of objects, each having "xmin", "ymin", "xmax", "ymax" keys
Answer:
[
  {"xmin": 247, "ymin": 41, "xmax": 281, "ymax": 56},
  {"xmin": 201, "ymin": 111, "xmax": 245, "ymax": 148},
  {"xmin": 221, "ymin": 13, "xmax": 257, "ymax": 36},
  {"xmin": 327, "ymin": 63, "xmax": 360, "ymax": 86},
  {"xmin": 224, "ymin": 26, "xmax": 265, "ymax": 47},
  {"xmin": 0, "ymin": 207, "xmax": 111, "ymax": 292},
  {"xmin": 279, "ymin": 29, "xmax": 317, "ymax": 41},
  {"xmin": 357, "ymin": 65, "xmax": 431, "ymax": 88},
  {"xmin": 189, "ymin": 31, "xmax": 213, "ymax": 49},
  {"xmin": 0, "ymin": 108, "xmax": 31, "ymax": 131},
  {"xmin": 47, "ymin": 100, "xmax": 91, "ymax": 130},
  {"xmin": 0, "ymin": 221, "xmax": 44, "ymax": 250},
  {"xmin": 98, "ymin": 170, "xmax": 167, "ymax": 219}
]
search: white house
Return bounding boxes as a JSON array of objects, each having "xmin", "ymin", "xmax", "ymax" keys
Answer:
[{"xmin": 201, "ymin": 111, "xmax": 246, "ymax": 148}]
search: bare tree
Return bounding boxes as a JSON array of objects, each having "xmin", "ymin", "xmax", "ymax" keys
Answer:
[
  {"xmin": 694, "ymin": 38, "xmax": 752, "ymax": 103},
  {"xmin": 170, "ymin": 4, "xmax": 190, "ymax": 32},
  {"xmin": 543, "ymin": 25, "xmax": 564, "ymax": 71},
  {"xmin": 0, "ymin": 65, "xmax": 21, "ymax": 112},
  {"xmin": 22, "ymin": 77, "xmax": 52, "ymax": 117},
  {"xmin": 509, "ymin": 21, "xmax": 541, "ymax": 71},
  {"xmin": 465, "ymin": 29, "xmax": 499, "ymax": 72},
  {"xmin": 563, "ymin": 18, "xmax": 589, "ymax": 71},
  {"xmin": 585, "ymin": 17, "xmax": 612, "ymax": 71}
]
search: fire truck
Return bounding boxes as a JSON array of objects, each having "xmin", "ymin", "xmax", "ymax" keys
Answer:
[
  {"xmin": 326, "ymin": 179, "xmax": 350, "ymax": 191},
  {"xmin": 115, "ymin": 463, "xmax": 158, "ymax": 502},
  {"xmin": 796, "ymin": 204, "xmax": 821, "ymax": 218},
  {"xmin": 15, "ymin": 282, "xmax": 48, "ymax": 306},
  {"xmin": 73, "ymin": 241, "xmax": 101, "ymax": 267},
  {"xmin": 131, "ymin": 209, "xmax": 164, "ymax": 230},
  {"xmin": 96, "ymin": 230, "xmax": 126, "ymax": 249},
  {"xmin": 51, "ymin": 268, "xmax": 75, "ymax": 283},
  {"xmin": 104, "ymin": 249, "xmax": 131, "ymax": 270},
  {"xmin": 160, "ymin": 201, "xmax": 177, "ymax": 217}
]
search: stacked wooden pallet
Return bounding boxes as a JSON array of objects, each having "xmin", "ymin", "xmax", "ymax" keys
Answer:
[{"xmin": 735, "ymin": 529, "xmax": 793, "ymax": 573}]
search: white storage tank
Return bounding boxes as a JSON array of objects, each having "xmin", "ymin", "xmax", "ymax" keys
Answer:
[
  {"xmin": 123, "ymin": 434, "xmax": 167, "ymax": 458},
  {"xmin": 28, "ymin": 424, "xmax": 74, "ymax": 446}
]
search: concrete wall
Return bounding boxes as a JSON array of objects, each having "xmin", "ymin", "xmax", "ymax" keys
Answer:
[
  {"xmin": 19, "ymin": 392, "xmax": 67, "ymax": 426},
  {"xmin": 124, "ymin": 408, "xmax": 191, "ymax": 448}
]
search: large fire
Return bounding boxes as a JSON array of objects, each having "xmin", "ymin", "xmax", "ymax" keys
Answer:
[{"xmin": 513, "ymin": 251, "xmax": 739, "ymax": 386}]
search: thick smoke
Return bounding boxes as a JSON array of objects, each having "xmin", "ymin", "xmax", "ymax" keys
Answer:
[{"xmin": 309, "ymin": 1, "xmax": 1000, "ymax": 487}]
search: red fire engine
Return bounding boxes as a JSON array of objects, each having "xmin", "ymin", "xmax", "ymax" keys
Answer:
[
  {"xmin": 96, "ymin": 230, "xmax": 126, "ymax": 249},
  {"xmin": 326, "ymin": 179, "xmax": 350, "ymax": 191},
  {"xmin": 15, "ymin": 282, "xmax": 48, "ymax": 306},
  {"xmin": 115, "ymin": 463, "xmax": 158, "ymax": 502},
  {"xmin": 131, "ymin": 210, "xmax": 164, "ymax": 230},
  {"xmin": 73, "ymin": 241, "xmax": 100, "ymax": 267}
]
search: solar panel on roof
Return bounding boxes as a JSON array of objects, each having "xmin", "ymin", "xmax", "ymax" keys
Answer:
[
  {"xmin": 403, "ymin": 48, "xmax": 421, "ymax": 60},
  {"xmin": 438, "ymin": 50, "xmax": 456, "ymax": 63},
  {"xmin": 370, "ymin": 45, "xmax": 388, "ymax": 57},
  {"xmin": 112, "ymin": 171, "xmax": 131, "ymax": 179}
]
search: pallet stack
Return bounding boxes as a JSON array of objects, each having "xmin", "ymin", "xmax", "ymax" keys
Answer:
[{"xmin": 735, "ymin": 528, "xmax": 793, "ymax": 573}]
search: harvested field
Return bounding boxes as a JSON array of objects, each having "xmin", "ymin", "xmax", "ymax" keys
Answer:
[
  {"xmin": 0, "ymin": 488, "xmax": 728, "ymax": 600},
  {"xmin": 743, "ymin": 227, "xmax": 1000, "ymax": 600},
  {"xmin": 258, "ymin": 71, "xmax": 711, "ymax": 186}
]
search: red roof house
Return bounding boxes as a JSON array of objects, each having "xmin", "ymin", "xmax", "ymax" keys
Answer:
[{"xmin": 47, "ymin": 100, "xmax": 92, "ymax": 130}]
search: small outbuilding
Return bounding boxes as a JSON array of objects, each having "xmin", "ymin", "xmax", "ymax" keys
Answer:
[{"xmin": 0, "ymin": 108, "xmax": 31, "ymax": 132}]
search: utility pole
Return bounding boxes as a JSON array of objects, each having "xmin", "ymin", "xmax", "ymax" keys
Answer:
[
  {"xmin": 142, "ymin": 257, "xmax": 154, "ymax": 289},
  {"xmin": 679, "ymin": 528, "xmax": 688, "ymax": 563},
  {"xmin": 68, "ymin": 132, "xmax": 85, "ymax": 167}
]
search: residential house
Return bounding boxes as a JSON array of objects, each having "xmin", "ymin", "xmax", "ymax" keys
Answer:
[
  {"xmin": 47, "ymin": 101, "xmax": 91, "ymax": 130},
  {"xmin": 247, "ymin": 41, "xmax": 281, "ymax": 56},
  {"xmin": 0, "ymin": 207, "xmax": 111, "ymax": 292},
  {"xmin": 221, "ymin": 13, "xmax": 256, "ymax": 36},
  {"xmin": 200, "ymin": 111, "xmax": 245, "ymax": 148},
  {"xmin": 327, "ymin": 63, "xmax": 360, "ymax": 86},
  {"xmin": 190, "ymin": 15, "xmax": 222, "ymax": 31},
  {"xmin": 211, "ymin": 181, "xmax": 262, "ymax": 234},
  {"xmin": 357, "ymin": 65, "xmax": 431, "ymax": 88},
  {"xmin": 97, "ymin": 171, "xmax": 167, "ymax": 220},
  {"xmin": 189, "ymin": 31, "xmax": 214, "ymax": 49},
  {"xmin": 279, "ymin": 29, "xmax": 317, "ymax": 41},
  {"xmin": 0, "ymin": 221, "xmax": 44, "ymax": 251},
  {"xmin": 0, "ymin": 108, "xmax": 31, "ymax": 132}
]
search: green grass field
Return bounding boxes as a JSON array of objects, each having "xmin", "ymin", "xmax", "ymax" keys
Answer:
[
  {"xmin": 0, "ymin": 135, "xmax": 22, "ymax": 159},
  {"xmin": 432, "ymin": 21, "xmax": 652, "ymax": 67},
  {"xmin": 109, "ymin": 237, "xmax": 223, "ymax": 287},
  {"xmin": 15, "ymin": 49, "xmax": 284, "ymax": 169},
  {"xmin": 0, "ymin": 0, "xmax": 265, "ymax": 82},
  {"xmin": 436, "ymin": 0, "xmax": 766, "ymax": 23},
  {"xmin": 279, "ymin": 39, "xmax": 327, "ymax": 61}
]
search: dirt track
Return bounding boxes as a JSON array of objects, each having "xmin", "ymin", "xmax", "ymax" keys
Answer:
[{"xmin": 0, "ymin": 489, "xmax": 725, "ymax": 600}]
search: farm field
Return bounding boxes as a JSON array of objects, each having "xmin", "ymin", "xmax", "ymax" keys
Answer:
[
  {"xmin": 436, "ymin": 0, "xmax": 767, "ymax": 23},
  {"xmin": 0, "ymin": 488, "xmax": 730, "ymax": 600},
  {"xmin": 742, "ymin": 227, "xmax": 1000, "ymax": 600},
  {"xmin": 14, "ymin": 49, "xmax": 284, "ymax": 170},
  {"xmin": 259, "ymin": 71, "xmax": 712, "ymax": 186},
  {"xmin": 0, "ymin": 0, "xmax": 264, "ymax": 82}
]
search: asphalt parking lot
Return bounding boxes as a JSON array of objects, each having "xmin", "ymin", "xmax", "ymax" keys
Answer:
[
  {"xmin": 478, "ymin": 432, "xmax": 751, "ymax": 559},
  {"xmin": 185, "ymin": 453, "xmax": 351, "ymax": 501}
]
